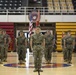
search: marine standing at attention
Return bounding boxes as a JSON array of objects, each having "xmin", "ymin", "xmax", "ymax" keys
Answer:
[{"xmin": 30, "ymin": 26, "xmax": 45, "ymax": 72}]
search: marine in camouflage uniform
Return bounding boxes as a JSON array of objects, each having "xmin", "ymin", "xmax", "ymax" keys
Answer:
[
  {"xmin": 65, "ymin": 30, "xmax": 74, "ymax": 64},
  {"xmin": 30, "ymin": 26, "xmax": 45, "ymax": 72},
  {"xmin": 16, "ymin": 30, "xmax": 27, "ymax": 64},
  {"xmin": 0, "ymin": 29, "xmax": 5, "ymax": 64},
  {"xmin": 2, "ymin": 30, "xmax": 11, "ymax": 62},
  {"xmin": 44, "ymin": 30, "xmax": 54, "ymax": 64},
  {"xmin": 61, "ymin": 32, "xmax": 67, "ymax": 62}
]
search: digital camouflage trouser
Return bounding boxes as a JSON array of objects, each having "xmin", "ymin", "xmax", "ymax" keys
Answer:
[
  {"xmin": 33, "ymin": 45, "xmax": 43, "ymax": 70},
  {"xmin": 66, "ymin": 45, "xmax": 73, "ymax": 62},
  {"xmin": 0, "ymin": 45, "xmax": 4, "ymax": 61},
  {"xmin": 3, "ymin": 44, "xmax": 9, "ymax": 60},
  {"xmin": 44, "ymin": 45, "xmax": 53, "ymax": 62},
  {"xmin": 62, "ymin": 47, "xmax": 67, "ymax": 61},
  {"xmin": 17, "ymin": 45, "xmax": 26, "ymax": 61}
]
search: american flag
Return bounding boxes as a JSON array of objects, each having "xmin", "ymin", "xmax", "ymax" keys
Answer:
[{"xmin": 29, "ymin": 20, "xmax": 33, "ymax": 36}]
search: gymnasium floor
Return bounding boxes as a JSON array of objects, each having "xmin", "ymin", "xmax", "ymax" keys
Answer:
[{"xmin": 0, "ymin": 50, "xmax": 76, "ymax": 75}]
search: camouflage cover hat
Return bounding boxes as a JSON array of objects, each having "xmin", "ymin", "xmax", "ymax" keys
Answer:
[
  {"xmin": 0, "ymin": 29, "xmax": 2, "ymax": 31},
  {"xmin": 64, "ymin": 31, "xmax": 67, "ymax": 34},
  {"xmin": 36, "ymin": 26, "xmax": 41, "ymax": 29},
  {"xmin": 2, "ymin": 29, "xmax": 6, "ymax": 32},
  {"xmin": 20, "ymin": 30, "xmax": 23, "ymax": 33},
  {"xmin": 67, "ymin": 30, "xmax": 71, "ymax": 32}
]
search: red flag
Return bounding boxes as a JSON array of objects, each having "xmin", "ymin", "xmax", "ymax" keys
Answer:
[
  {"xmin": 29, "ymin": 20, "xmax": 33, "ymax": 36},
  {"xmin": 36, "ymin": 10, "xmax": 40, "ymax": 26}
]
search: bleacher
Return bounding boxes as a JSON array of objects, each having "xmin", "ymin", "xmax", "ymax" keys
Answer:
[
  {"xmin": 0, "ymin": 0, "xmax": 22, "ymax": 9},
  {"xmin": 0, "ymin": 0, "xmax": 76, "ymax": 15},
  {"xmin": 42, "ymin": 0, "xmax": 47, "ymax": 7},
  {"xmin": 72, "ymin": 0, "xmax": 76, "ymax": 12},
  {"xmin": 47, "ymin": 0, "xmax": 75, "ymax": 13}
]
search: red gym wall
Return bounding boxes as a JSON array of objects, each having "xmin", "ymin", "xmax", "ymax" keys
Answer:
[{"xmin": 0, "ymin": 22, "xmax": 14, "ymax": 51}]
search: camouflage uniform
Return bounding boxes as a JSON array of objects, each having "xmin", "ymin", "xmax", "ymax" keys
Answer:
[
  {"xmin": 31, "ymin": 33, "xmax": 44, "ymax": 71},
  {"xmin": 16, "ymin": 31, "xmax": 27, "ymax": 64},
  {"xmin": 61, "ymin": 33, "xmax": 67, "ymax": 62},
  {"xmin": 0, "ymin": 29, "xmax": 4, "ymax": 63},
  {"xmin": 3, "ymin": 33, "xmax": 10, "ymax": 62},
  {"xmin": 44, "ymin": 33, "xmax": 54, "ymax": 63},
  {"xmin": 65, "ymin": 35, "xmax": 74, "ymax": 63}
]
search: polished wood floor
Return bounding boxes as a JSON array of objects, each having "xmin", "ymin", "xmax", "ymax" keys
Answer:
[{"xmin": 0, "ymin": 50, "xmax": 76, "ymax": 75}]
